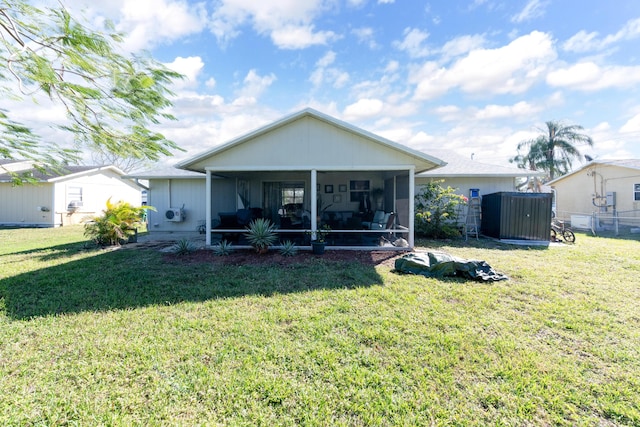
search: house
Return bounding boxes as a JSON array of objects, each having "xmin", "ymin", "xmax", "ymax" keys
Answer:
[
  {"xmin": 0, "ymin": 161, "xmax": 144, "ymax": 228},
  {"xmin": 135, "ymin": 108, "xmax": 446, "ymax": 249},
  {"xmin": 416, "ymin": 149, "xmax": 544, "ymax": 199},
  {"xmin": 547, "ymin": 159, "xmax": 640, "ymax": 230}
]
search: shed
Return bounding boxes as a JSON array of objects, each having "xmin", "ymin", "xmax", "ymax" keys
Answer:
[{"xmin": 481, "ymin": 192, "xmax": 552, "ymax": 243}]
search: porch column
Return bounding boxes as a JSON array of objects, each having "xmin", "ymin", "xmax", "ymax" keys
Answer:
[
  {"xmin": 205, "ymin": 169, "xmax": 212, "ymax": 246},
  {"xmin": 310, "ymin": 169, "xmax": 317, "ymax": 238},
  {"xmin": 408, "ymin": 167, "xmax": 415, "ymax": 248}
]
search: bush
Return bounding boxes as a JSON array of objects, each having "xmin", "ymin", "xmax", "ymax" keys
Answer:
[
  {"xmin": 84, "ymin": 198, "xmax": 153, "ymax": 246},
  {"xmin": 415, "ymin": 180, "xmax": 466, "ymax": 239},
  {"xmin": 279, "ymin": 240, "xmax": 298, "ymax": 257},
  {"xmin": 244, "ymin": 218, "xmax": 277, "ymax": 253},
  {"xmin": 171, "ymin": 239, "xmax": 197, "ymax": 255},
  {"xmin": 213, "ymin": 240, "xmax": 233, "ymax": 256}
]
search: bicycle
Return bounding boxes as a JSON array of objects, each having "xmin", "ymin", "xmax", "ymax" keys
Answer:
[{"xmin": 550, "ymin": 218, "xmax": 575, "ymax": 243}]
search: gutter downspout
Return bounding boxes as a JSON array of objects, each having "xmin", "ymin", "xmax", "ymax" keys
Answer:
[
  {"xmin": 409, "ymin": 167, "xmax": 415, "ymax": 248},
  {"xmin": 206, "ymin": 170, "xmax": 212, "ymax": 246},
  {"xmin": 311, "ymin": 169, "xmax": 317, "ymax": 240}
]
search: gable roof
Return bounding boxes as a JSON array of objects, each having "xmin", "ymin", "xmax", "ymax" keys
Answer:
[
  {"xmin": 547, "ymin": 159, "xmax": 640, "ymax": 185},
  {"xmin": 124, "ymin": 164, "xmax": 205, "ymax": 180},
  {"xmin": 0, "ymin": 164, "xmax": 128, "ymax": 183},
  {"xmin": 177, "ymin": 108, "xmax": 446, "ymax": 173},
  {"xmin": 417, "ymin": 149, "xmax": 543, "ymax": 178}
]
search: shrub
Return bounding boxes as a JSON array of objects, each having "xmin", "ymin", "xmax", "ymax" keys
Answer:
[
  {"xmin": 213, "ymin": 240, "xmax": 233, "ymax": 256},
  {"xmin": 84, "ymin": 198, "xmax": 153, "ymax": 246},
  {"xmin": 171, "ymin": 238, "xmax": 197, "ymax": 255},
  {"xmin": 244, "ymin": 218, "xmax": 277, "ymax": 253},
  {"xmin": 279, "ymin": 240, "xmax": 298, "ymax": 257},
  {"xmin": 415, "ymin": 180, "xmax": 466, "ymax": 239}
]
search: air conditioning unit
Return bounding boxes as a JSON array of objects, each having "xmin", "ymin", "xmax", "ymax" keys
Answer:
[
  {"xmin": 67, "ymin": 200, "xmax": 83, "ymax": 211},
  {"xmin": 165, "ymin": 207, "xmax": 184, "ymax": 222}
]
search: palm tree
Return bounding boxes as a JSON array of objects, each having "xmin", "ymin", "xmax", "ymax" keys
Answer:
[{"xmin": 512, "ymin": 121, "xmax": 594, "ymax": 180}]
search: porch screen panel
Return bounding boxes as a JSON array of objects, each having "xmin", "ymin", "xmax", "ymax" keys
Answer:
[
  {"xmin": 263, "ymin": 182, "xmax": 305, "ymax": 223},
  {"xmin": 263, "ymin": 182, "xmax": 281, "ymax": 222}
]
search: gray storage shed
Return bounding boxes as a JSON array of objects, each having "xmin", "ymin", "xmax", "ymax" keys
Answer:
[{"xmin": 481, "ymin": 192, "xmax": 552, "ymax": 242}]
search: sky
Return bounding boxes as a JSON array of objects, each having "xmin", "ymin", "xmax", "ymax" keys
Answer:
[{"xmin": 20, "ymin": 0, "xmax": 640, "ymax": 168}]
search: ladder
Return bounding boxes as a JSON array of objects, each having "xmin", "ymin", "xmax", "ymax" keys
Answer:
[{"xmin": 465, "ymin": 191, "xmax": 481, "ymax": 241}]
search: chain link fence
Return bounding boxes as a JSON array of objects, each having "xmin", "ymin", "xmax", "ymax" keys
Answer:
[{"xmin": 556, "ymin": 209, "xmax": 640, "ymax": 238}]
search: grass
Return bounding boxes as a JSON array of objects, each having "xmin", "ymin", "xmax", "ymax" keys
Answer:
[{"xmin": 0, "ymin": 226, "xmax": 639, "ymax": 426}]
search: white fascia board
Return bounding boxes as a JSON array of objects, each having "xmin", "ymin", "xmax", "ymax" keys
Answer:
[
  {"xmin": 204, "ymin": 165, "xmax": 418, "ymax": 172},
  {"xmin": 47, "ymin": 165, "xmax": 125, "ymax": 183}
]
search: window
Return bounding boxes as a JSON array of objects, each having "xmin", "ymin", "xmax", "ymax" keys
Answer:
[
  {"xmin": 67, "ymin": 186, "xmax": 83, "ymax": 208},
  {"xmin": 264, "ymin": 182, "xmax": 305, "ymax": 222},
  {"xmin": 635, "ymin": 184, "xmax": 640, "ymax": 201},
  {"xmin": 282, "ymin": 183, "xmax": 304, "ymax": 205}
]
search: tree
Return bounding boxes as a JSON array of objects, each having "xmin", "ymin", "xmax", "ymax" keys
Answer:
[
  {"xmin": 0, "ymin": 1, "xmax": 183, "ymax": 183},
  {"xmin": 414, "ymin": 180, "xmax": 467, "ymax": 239},
  {"xmin": 86, "ymin": 145, "xmax": 151, "ymax": 173},
  {"xmin": 511, "ymin": 121, "xmax": 593, "ymax": 181}
]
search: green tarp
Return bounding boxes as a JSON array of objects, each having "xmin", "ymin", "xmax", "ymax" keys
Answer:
[{"xmin": 394, "ymin": 251, "xmax": 508, "ymax": 282}]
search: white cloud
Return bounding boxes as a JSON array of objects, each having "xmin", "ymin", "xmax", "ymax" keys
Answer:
[
  {"xmin": 393, "ymin": 28, "xmax": 431, "ymax": 58},
  {"xmin": 563, "ymin": 17, "xmax": 640, "ymax": 52},
  {"xmin": 343, "ymin": 98, "xmax": 384, "ymax": 120},
  {"xmin": 411, "ymin": 31, "xmax": 556, "ymax": 100},
  {"xmin": 474, "ymin": 101, "xmax": 542, "ymax": 120},
  {"xmin": 620, "ymin": 113, "xmax": 640, "ymax": 133},
  {"xmin": 209, "ymin": 0, "xmax": 338, "ymax": 49},
  {"xmin": 270, "ymin": 25, "xmax": 338, "ymax": 49},
  {"xmin": 511, "ymin": 0, "xmax": 548, "ymax": 24},
  {"xmin": 235, "ymin": 69, "xmax": 277, "ymax": 104},
  {"xmin": 431, "ymin": 105, "xmax": 462, "ymax": 122},
  {"xmin": 316, "ymin": 51, "xmax": 336, "ymax": 68},
  {"xmin": 352, "ymin": 27, "xmax": 378, "ymax": 49},
  {"xmin": 309, "ymin": 51, "xmax": 349, "ymax": 88},
  {"xmin": 440, "ymin": 34, "xmax": 486, "ymax": 60},
  {"xmin": 385, "ymin": 60, "xmax": 400, "ymax": 73},
  {"xmin": 164, "ymin": 56, "xmax": 205, "ymax": 89},
  {"xmin": 546, "ymin": 62, "xmax": 640, "ymax": 91},
  {"xmin": 205, "ymin": 78, "xmax": 217, "ymax": 89},
  {"xmin": 116, "ymin": 0, "xmax": 207, "ymax": 51},
  {"xmin": 378, "ymin": 0, "xmax": 395, "ymax": 4}
]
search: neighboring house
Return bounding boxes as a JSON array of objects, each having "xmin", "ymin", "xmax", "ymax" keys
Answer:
[
  {"xmin": 0, "ymin": 161, "xmax": 144, "ymax": 227},
  {"xmin": 133, "ymin": 108, "xmax": 446, "ymax": 249},
  {"xmin": 416, "ymin": 149, "xmax": 544, "ymax": 199},
  {"xmin": 547, "ymin": 159, "xmax": 640, "ymax": 229}
]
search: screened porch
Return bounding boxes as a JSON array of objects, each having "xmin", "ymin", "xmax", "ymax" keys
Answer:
[{"xmin": 204, "ymin": 168, "xmax": 414, "ymax": 249}]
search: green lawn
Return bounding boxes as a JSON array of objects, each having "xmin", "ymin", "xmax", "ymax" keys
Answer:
[{"xmin": 1, "ymin": 226, "xmax": 639, "ymax": 426}]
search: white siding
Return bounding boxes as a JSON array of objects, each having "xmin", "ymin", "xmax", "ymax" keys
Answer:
[
  {"xmin": 146, "ymin": 178, "xmax": 206, "ymax": 231},
  {"xmin": 189, "ymin": 116, "xmax": 430, "ymax": 171},
  {"xmin": 0, "ymin": 183, "xmax": 54, "ymax": 226},
  {"xmin": 53, "ymin": 169, "xmax": 142, "ymax": 226}
]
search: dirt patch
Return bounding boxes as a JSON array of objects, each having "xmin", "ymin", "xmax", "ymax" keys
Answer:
[{"xmin": 162, "ymin": 248, "xmax": 403, "ymax": 268}]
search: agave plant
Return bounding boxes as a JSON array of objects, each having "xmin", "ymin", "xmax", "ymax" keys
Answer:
[
  {"xmin": 279, "ymin": 240, "xmax": 298, "ymax": 257},
  {"xmin": 244, "ymin": 218, "xmax": 277, "ymax": 253},
  {"xmin": 213, "ymin": 239, "xmax": 233, "ymax": 256},
  {"xmin": 171, "ymin": 238, "xmax": 197, "ymax": 255}
]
